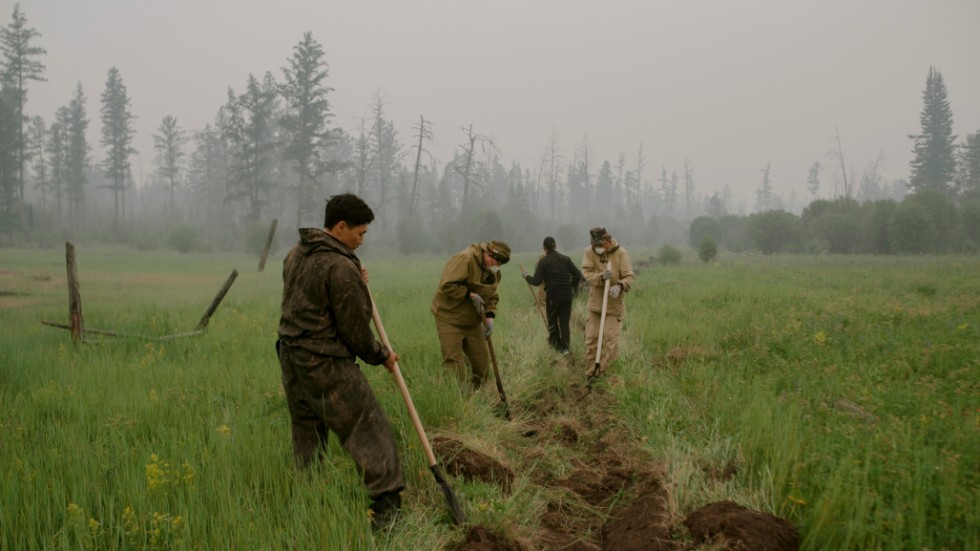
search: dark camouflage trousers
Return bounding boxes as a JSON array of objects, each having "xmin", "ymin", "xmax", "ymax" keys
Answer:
[{"xmin": 277, "ymin": 341, "xmax": 404, "ymax": 498}]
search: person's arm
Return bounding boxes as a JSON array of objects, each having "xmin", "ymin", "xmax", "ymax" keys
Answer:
[
  {"xmin": 525, "ymin": 258, "xmax": 546, "ymax": 286},
  {"xmin": 566, "ymin": 256, "xmax": 582, "ymax": 289},
  {"xmin": 437, "ymin": 254, "xmax": 472, "ymax": 302},
  {"xmin": 330, "ymin": 260, "xmax": 388, "ymax": 365},
  {"xmin": 582, "ymin": 250, "xmax": 602, "ymax": 287},
  {"xmin": 485, "ymin": 274, "xmax": 500, "ymax": 318},
  {"xmin": 617, "ymin": 250, "xmax": 635, "ymax": 292}
]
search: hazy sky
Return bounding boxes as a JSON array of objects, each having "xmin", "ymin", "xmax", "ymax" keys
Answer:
[{"xmin": 15, "ymin": 0, "xmax": 980, "ymax": 208}]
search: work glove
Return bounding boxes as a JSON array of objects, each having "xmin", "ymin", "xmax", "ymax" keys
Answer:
[
  {"xmin": 483, "ymin": 318, "xmax": 494, "ymax": 338},
  {"xmin": 521, "ymin": 267, "xmax": 529, "ymax": 279},
  {"xmin": 609, "ymin": 284, "xmax": 623, "ymax": 299},
  {"xmin": 470, "ymin": 293, "xmax": 485, "ymax": 314},
  {"xmin": 601, "ymin": 268, "xmax": 613, "ymax": 281}
]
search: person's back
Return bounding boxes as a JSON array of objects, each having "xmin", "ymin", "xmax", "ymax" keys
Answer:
[
  {"xmin": 523, "ymin": 236, "xmax": 582, "ymax": 354},
  {"xmin": 526, "ymin": 249, "xmax": 581, "ymax": 302}
]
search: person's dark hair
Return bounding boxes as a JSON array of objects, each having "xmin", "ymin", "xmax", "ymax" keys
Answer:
[
  {"xmin": 543, "ymin": 236, "xmax": 556, "ymax": 251},
  {"xmin": 324, "ymin": 193, "xmax": 374, "ymax": 229}
]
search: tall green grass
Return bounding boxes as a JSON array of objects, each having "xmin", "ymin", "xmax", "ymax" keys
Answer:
[
  {"xmin": 616, "ymin": 254, "xmax": 979, "ymax": 549},
  {"xmin": 2, "ymin": 247, "xmax": 978, "ymax": 549}
]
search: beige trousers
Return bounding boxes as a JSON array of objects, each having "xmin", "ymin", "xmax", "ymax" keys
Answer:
[
  {"xmin": 435, "ymin": 318, "xmax": 490, "ymax": 387},
  {"xmin": 584, "ymin": 310, "xmax": 622, "ymax": 377}
]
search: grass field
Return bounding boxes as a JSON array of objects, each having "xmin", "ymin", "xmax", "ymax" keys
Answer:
[{"xmin": 1, "ymin": 244, "xmax": 977, "ymax": 550}]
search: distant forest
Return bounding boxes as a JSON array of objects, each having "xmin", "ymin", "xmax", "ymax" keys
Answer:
[{"xmin": 1, "ymin": 5, "xmax": 979, "ymax": 255}]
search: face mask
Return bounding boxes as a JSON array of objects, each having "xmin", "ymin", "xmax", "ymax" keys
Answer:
[
  {"xmin": 593, "ymin": 247, "xmax": 606, "ymax": 254},
  {"xmin": 489, "ymin": 265, "xmax": 501, "ymax": 274}
]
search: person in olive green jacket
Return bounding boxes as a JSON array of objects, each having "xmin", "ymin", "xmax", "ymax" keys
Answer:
[
  {"xmin": 582, "ymin": 227, "xmax": 635, "ymax": 378},
  {"xmin": 277, "ymin": 193, "xmax": 403, "ymax": 529},
  {"xmin": 431, "ymin": 241, "xmax": 511, "ymax": 387}
]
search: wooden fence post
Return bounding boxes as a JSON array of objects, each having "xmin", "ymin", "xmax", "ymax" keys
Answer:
[
  {"xmin": 257, "ymin": 218, "xmax": 278, "ymax": 272},
  {"xmin": 196, "ymin": 269, "xmax": 239, "ymax": 330},
  {"xmin": 65, "ymin": 242, "xmax": 84, "ymax": 343}
]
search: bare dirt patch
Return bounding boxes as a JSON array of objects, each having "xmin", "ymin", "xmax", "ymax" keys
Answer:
[
  {"xmin": 456, "ymin": 526, "xmax": 523, "ymax": 551},
  {"xmin": 450, "ymin": 359, "xmax": 799, "ymax": 551}
]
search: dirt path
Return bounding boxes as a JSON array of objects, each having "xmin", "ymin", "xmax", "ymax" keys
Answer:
[{"xmin": 438, "ymin": 358, "xmax": 800, "ymax": 551}]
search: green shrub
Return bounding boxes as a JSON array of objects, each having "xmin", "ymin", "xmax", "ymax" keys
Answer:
[
  {"xmin": 657, "ymin": 244, "xmax": 682, "ymax": 265},
  {"xmin": 168, "ymin": 225, "xmax": 199, "ymax": 254},
  {"xmin": 697, "ymin": 237, "xmax": 718, "ymax": 263}
]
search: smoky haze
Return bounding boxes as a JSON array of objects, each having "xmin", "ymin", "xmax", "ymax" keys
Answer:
[{"xmin": 11, "ymin": 0, "xmax": 980, "ymax": 252}]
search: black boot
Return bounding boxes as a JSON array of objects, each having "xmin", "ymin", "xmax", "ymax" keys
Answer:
[{"xmin": 369, "ymin": 491, "xmax": 402, "ymax": 530}]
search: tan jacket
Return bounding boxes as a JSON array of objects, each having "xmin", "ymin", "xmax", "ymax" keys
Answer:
[
  {"xmin": 581, "ymin": 239, "xmax": 634, "ymax": 316},
  {"xmin": 431, "ymin": 243, "xmax": 501, "ymax": 327}
]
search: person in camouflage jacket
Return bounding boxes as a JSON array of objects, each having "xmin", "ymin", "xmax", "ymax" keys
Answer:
[
  {"xmin": 431, "ymin": 240, "xmax": 511, "ymax": 387},
  {"xmin": 277, "ymin": 193, "xmax": 403, "ymax": 528}
]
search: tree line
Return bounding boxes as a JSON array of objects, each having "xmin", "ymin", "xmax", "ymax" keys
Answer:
[{"xmin": 1, "ymin": 4, "xmax": 978, "ymax": 255}]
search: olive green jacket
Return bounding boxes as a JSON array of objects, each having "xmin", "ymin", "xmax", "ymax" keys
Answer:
[
  {"xmin": 278, "ymin": 228, "xmax": 388, "ymax": 364},
  {"xmin": 581, "ymin": 239, "xmax": 635, "ymax": 316},
  {"xmin": 431, "ymin": 243, "xmax": 501, "ymax": 327}
]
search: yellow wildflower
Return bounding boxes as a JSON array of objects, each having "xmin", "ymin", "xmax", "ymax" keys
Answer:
[{"xmin": 814, "ymin": 331, "xmax": 827, "ymax": 345}]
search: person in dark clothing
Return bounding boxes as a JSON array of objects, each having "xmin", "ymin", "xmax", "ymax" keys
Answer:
[
  {"xmin": 521, "ymin": 236, "xmax": 583, "ymax": 355},
  {"xmin": 277, "ymin": 193, "xmax": 404, "ymax": 529}
]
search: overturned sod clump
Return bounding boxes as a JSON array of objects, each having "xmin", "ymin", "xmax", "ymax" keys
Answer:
[
  {"xmin": 465, "ymin": 362, "xmax": 800, "ymax": 551},
  {"xmin": 683, "ymin": 500, "xmax": 800, "ymax": 551},
  {"xmin": 433, "ymin": 436, "xmax": 515, "ymax": 493}
]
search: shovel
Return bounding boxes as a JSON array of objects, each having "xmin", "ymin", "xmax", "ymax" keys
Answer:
[
  {"xmin": 588, "ymin": 273, "xmax": 612, "ymax": 387},
  {"xmin": 518, "ymin": 262, "xmax": 548, "ymax": 329},
  {"xmin": 481, "ymin": 310, "xmax": 512, "ymax": 420},
  {"xmin": 368, "ymin": 291, "xmax": 466, "ymax": 525}
]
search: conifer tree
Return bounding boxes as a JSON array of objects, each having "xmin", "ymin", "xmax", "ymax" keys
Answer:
[
  {"xmin": 909, "ymin": 66, "xmax": 956, "ymax": 195},
  {"xmin": 0, "ymin": 3, "xmax": 45, "ymax": 204},
  {"xmin": 99, "ymin": 67, "xmax": 134, "ymax": 228}
]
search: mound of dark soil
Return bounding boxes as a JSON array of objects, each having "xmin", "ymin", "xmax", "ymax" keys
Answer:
[
  {"xmin": 682, "ymin": 500, "xmax": 800, "ymax": 551},
  {"xmin": 456, "ymin": 526, "xmax": 522, "ymax": 551},
  {"xmin": 432, "ymin": 436, "xmax": 514, "ymax": 493},
  {"xmin": 601, "ymin": 474, "xmax": 675, "ymax": 551}
]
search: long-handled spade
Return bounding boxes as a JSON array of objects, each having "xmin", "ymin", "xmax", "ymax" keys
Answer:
[
  {"xmin": 481, "ymin": 310, "xmax": 512, "ymax": 420},
  {"xmin": 368, "ymin": 291, "xmax": 466, "ymax": 525},
  {"xmin": 588, "ymin": 269, "xmax": 612, "ymax": 388},
  {"xmin": 518, "ymin": 262, "xmax": 548, "ymax": 329}
]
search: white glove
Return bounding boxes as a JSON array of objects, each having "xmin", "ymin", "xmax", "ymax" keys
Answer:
[
  {"xmin": 608, "ymin": 284, "xmax": 622, "ymax": 299},
  {"xmin": 521, "ymin": 268, "xmax": 529, "ymax": 278},
  {"xmin": 470, "ymin": 293, "xmax": 485, "ymax": 314},
  {"xmin": 483, "ymin": 318, "xmax": 494, "ymax": 338},
  {"xmin": 601, "ymin": 268, "xmax": 613, "ymax": 281}
]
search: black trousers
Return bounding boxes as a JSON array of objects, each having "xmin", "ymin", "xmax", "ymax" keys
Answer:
[{"xmin": 546, "ymin": 296, "xmax": 573, "ymax": 351}]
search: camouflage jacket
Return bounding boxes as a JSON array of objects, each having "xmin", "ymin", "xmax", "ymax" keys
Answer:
[
  {"xmin": 431, "ymin": 243, "xmax": 501, "ymax": 327},
  {"xmin": 278, "ymin": 228, "xmax": 388, "ymax": 364},
  {"xmin": 582, "ymin": 239, "xmax": 635, "ymax": 316}
]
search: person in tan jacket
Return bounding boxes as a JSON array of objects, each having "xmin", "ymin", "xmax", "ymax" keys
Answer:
[
  {"xmin": 581, "ymin": 227, "xmax": 634, "ymax": 378},
  {"xmin": 431, "ymin": 241, "xmax": 511, "ymax": 387}
]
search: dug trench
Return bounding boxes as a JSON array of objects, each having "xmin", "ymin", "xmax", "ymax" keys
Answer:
[{"xmin": 435, "ymin": 358, "xmax": 800, "ymax": 551}]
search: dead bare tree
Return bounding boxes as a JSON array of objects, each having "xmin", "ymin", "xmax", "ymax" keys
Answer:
[
  {"xmin": 684, "ymin": 157, "xmax": 694, "ymax": 220},
  {"xmin": 829, "ymin": 127, "xmax": 852, "ymax": 199},
  {"xmin": 453, "ymin": 124, "xmax": 495, "ymax": 208},
  {"xmin": 410, "ymin": 114, "xmax": 435, "ymax": 217},
  {"xmin": 370, "ymin": 92, "xmax": 403, "ymax": 228},
  {"xmin": 352, "ymin": 116, "xmax": 374, "ymax": 198}
]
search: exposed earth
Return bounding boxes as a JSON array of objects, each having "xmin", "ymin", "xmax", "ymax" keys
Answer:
[{"xmin": 440, "ymin": 357, "xmax": 800, "ymax": 551}]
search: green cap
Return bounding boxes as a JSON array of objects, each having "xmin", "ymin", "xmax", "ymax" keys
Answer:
[{"xmin": 488, "ymin": 241, "xmax": 511, "ymax": 264}]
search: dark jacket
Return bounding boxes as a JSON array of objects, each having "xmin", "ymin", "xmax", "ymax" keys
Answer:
[
  {"xmin": 525, "ymin": 249, "xmax": 582, "ymax": 302},
  {"xmin": 278, "ymin": 228, "xmax": 388, "ymax": 364}
]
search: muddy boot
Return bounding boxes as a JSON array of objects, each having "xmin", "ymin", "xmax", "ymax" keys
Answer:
[{"xmin": 370, "ymin": 491, "xmax": 402, "ymax": 530}]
